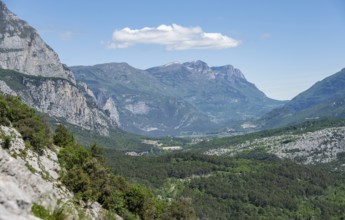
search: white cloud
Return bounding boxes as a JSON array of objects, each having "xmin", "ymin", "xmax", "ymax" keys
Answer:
[{"xmin": 108, "ymin": 24, "xmax": 240, "ymax": 50}]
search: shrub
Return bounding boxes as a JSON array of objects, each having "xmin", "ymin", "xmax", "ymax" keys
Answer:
[
  {"xmin": 3, "ymin": 135, "xmax": 11, "ymax": 149},
  {"xmin": 0, "ymin": 94, "xmax": 52, "ymax": 154},
  {"xmin": 53, "ymin": 124, "xmax": 74, "ymax": 147},
  {"xmin": 31, "ymin": 203, "xmax": 54, "ymax": 220}
]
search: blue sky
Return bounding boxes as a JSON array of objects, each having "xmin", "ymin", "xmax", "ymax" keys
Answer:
[{"xmin": 4, "ymin": 0, "xmax": 345, "ymax": 100}]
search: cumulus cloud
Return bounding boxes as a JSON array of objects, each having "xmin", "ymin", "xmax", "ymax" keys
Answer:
[{"xmin": 108, "ymin": 24, "xmax": 240, "ymax": 50}]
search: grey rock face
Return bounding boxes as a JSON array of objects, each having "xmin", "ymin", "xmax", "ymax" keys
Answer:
[
  {"xmin": 0, "ymin": 80, "xmax": 17, "ymax": 96},
  {"xmin": 16, "ymin": 77, "xmax": 115, "ymax": 136},
  {"xmin": 0, "ymin": 1, "xmax": 75, "ymax": 83},
  {"xmin": 0, "ymin": 126, "xmax": 122, "ymax": 220},
  {"xmin": 0, "ymin": 126, "xmax": 72, "ymax": 220},
  {"xmin": 103, "ymin": 97, "xmax": 121, "ymax": 126},
  {"xmin": 0, "ymin": 1, "xmax": 117, "ymax": 136},
  {"xmin": 0, "ymin": 72, "xmax": 116, "ymax": 136},
  {"xmin": 204, "ymin": 126, "xmax": 345, "ymax": 164}
]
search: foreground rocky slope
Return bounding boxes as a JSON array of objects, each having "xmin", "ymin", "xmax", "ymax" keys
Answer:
[{"xmin": 0, "ymin": 126, "xmax": 113, "ymax": 219}]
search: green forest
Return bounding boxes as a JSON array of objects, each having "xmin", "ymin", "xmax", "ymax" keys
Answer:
[
  {"xmin": 106, "ymin": 150, "xmax": 345, "ymax": 219},
  {"xmin": 1, "ymin": 93, "xmax": 345, "ymax": 219}
]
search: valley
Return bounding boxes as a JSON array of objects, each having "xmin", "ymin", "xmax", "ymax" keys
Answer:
[{"xmin": 0, "ymin": 0, "xmax": 345, "ymax": 219}]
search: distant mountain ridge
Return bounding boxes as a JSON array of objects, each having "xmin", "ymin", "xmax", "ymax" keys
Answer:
[
  {"xmin": 146, "ymin": 60, "xmax": 283, "ymax": 123},
  {"xmin": 71, "ymin": 62, "xmax": 214, "ymax": 136},
  {"xmin": 261, "ymin": 68, "xmax": 345, "ymax": 128},
  {"xmin": 72, "ymin": 61, "xmax": 285, "ymax": 136}
]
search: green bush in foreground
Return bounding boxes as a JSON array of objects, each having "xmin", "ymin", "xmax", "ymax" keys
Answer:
[
  {"xmin": 0, "ymin": 94, "xmax": 52, "ymax": 154},
  {"xmin": 55, "ymin": 125, "xmax": 196, "ymax": 219},
  {"xmin": 31, "ymin": 203, "xmax": 55, "ymax": 220}
]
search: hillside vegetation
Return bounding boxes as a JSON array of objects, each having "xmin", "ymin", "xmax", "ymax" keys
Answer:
[
  {"xmin": 0, "ymin": 93, "xmax": 197, "ymax": 219},
  {"xmin": 106, "ymin": 150, "xmax": 345, "ymax": 219}
]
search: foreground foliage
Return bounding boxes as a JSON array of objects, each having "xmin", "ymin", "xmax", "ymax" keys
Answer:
[
  {"xmin": 0, "ymin": 93, "xmax": 196, "ymax": 219},
  {"xmin": 55, "ymin": 124, "xmax": 196, "ymax": 219},
  {"xmin": 0, "ymin": 94, "xmax": 52, "ymax": 154}
]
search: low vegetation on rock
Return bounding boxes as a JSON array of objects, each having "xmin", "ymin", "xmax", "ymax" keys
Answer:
[{"xmin": 0, "ymin": 93, "xmax": 197, "ymax": 219}]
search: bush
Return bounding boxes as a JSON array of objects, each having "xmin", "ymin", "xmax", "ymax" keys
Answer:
[
  {"xmin": 160, "ymin": 197, "xmax": 198, "ymax": 220},
  {"xmin": 56, "ymin": 125, "xmax": 174, "ymax": 219},
  {"xmin": 31, "ymin": 203, "xmax": 55, "ymax": 220},
  {"xmin": 2, "ymin": 135, "xmax": 11, "ymax": 149},
  {"xmin": 0, "ymin": 94, "xmax": 52, "ymax": 154},
  {"xmin": 53, "ymin": 124, "xmax": 74, "ymax": 147}
]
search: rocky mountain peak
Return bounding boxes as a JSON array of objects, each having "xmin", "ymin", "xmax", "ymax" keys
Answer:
[
  {"xmin": 0, "ymin": 1, "xmax": 75, "ymax": 83},
  {"xmin": 211, "ymin": 65, "xmax": 246, "ymax": 81},
  {"xmin": 183, "ymin": 60, "xmax": 210, "ymax": 73},
  {"xmin": 94, "ymin": 62, "xmax": 139, "ymax": 75}
]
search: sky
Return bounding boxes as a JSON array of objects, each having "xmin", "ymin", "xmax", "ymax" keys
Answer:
[{"xmin": 3, "ymin": 0, "xmax": 345, "ymax": 100}]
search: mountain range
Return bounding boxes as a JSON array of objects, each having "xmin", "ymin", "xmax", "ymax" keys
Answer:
[
  {"xmin": 261, "ymin": 68, "xmax": 345, "ymax": 128},
  {"xmin": 71, "ymin": 61, "xmax": 285, "ymax": 136},
  {"xmin": 1, "ymin": 0, "xmax": 345, "ymax": 138},
  {"xmin": 2, "ymin": 1, "xmax": 345, "ymax": 219}
]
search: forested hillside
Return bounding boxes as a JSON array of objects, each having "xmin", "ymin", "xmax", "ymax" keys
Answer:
[
  {"xmin": 0, "ymin": 93, "xmax": 197, "ymax": 219},
  {"xmin": 105, "ymin": 150, "xmax": 345, "ymax": 219}
]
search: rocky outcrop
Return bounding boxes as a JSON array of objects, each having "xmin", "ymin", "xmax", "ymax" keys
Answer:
[
  {"xmin": 204, "ymin": 126, "xmax": 345, "ymax": 164},
  {"xmin": 0, "ymin": 125, "xmax": 122, "ymax": 220},
  {"xmin": 8, "ymin": 75, "xmax": 115, "ymax": 136},
  {"xmin": 26, "ymin": 80, "xmax": 110, "ymax": 134},
  {"xmin": 103, "ymin": 97, "xmax": 121, "ymax": 126},
  {"xmin": 0, "ymin": 80, "xmax": 17, "ymax": 96},
  {"xmin": 0, "ymin": 125, "xmax": 71, "ymax": 219},
  {"xmin": 0, "ymin": 1, "xmax": 117, "ymax": 136},
  {"xmin": 0, "ymin": 1, "xmax": 75, "ymax": 83}
]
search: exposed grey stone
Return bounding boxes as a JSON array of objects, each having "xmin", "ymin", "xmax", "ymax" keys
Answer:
[
  {"xmin": 0, "ymin": 125, "xmax": 119, "ymax": 219},
  {"xmin": 0, "ymin": 1, "xmax": 75, "ymax": 83}
]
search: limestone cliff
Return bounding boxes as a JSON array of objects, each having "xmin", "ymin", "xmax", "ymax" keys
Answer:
[
  {"xmin": 0, "ymin": 70, "xmax": 116, "ymax": 136},
  {"xmin": 0, "ymin": 1, "xmax": 75, "ymax": 83},
  {"xmin": 20, "ymin": 77, "xmax": 114, "ymax": 136},
  {"xmin": 0, "ymin": 1, "xmax": 118, "ymax": 136}
]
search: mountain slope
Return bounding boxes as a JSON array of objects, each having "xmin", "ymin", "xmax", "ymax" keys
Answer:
[
  {"xmin": 72, "ymin": 61, "xmax": 284, "ymax": 136},
  {"xmin": 0, "ymin": 1, "xmax": 117, "ymax": 136},
  {"xmin": 72, "ymin": 63, "xmax": 215, "ymax": 136},
  {"xmin": 146, "ymin": 60, "xmax": 285, "ymax": 123},
  {"xmin": 261, "ymin": 68, "xmax": 345, "ymax": 128},
  {"xmin": 0, "ymin": 93, "xmax": 198, "ymax": 220}
]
